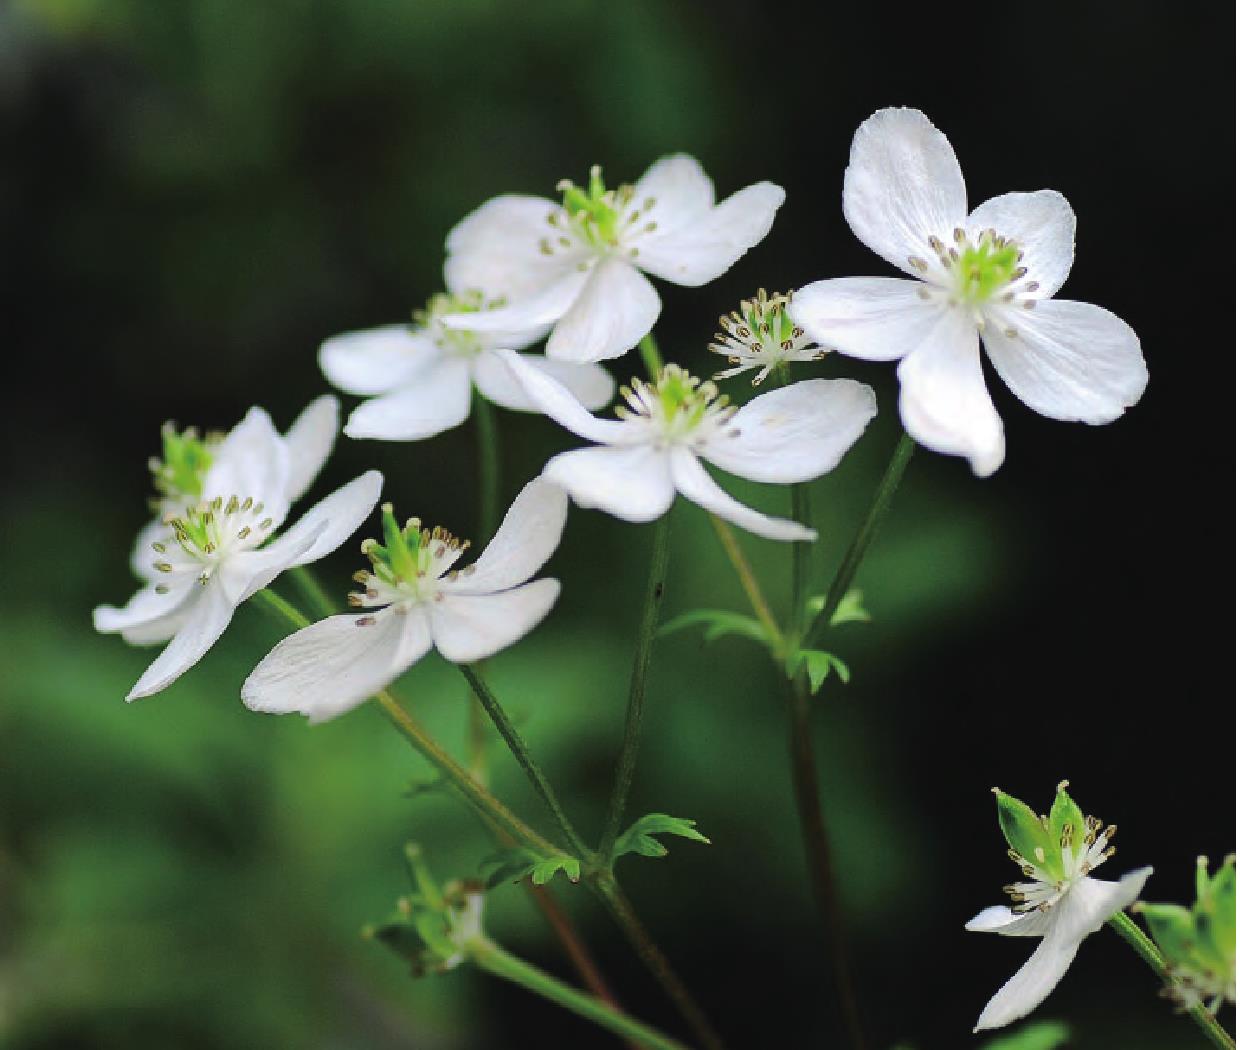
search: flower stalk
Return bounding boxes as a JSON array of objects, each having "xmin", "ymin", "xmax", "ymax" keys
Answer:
[{"xmin": 1107, "ymin": 912, "xmax": 1235, "ymax": 1050}]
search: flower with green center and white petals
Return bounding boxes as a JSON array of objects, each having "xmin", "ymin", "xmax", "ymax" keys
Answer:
[
  {"xmin": 789, "ymin": 107, "xmax": 1148, "ymax": 476},
  {"xmin": 242, "ymin": 479, "xmax": 566, "ymax": 723},
  {"xmin": 320, "ymin": 285, "xmax": 613, "ymax": 443},
  {"xmin": 439, "ymin": 156, "xmax": 785, "ymax": 363},
  {"xmin": 1135, "ymin": 855, "xmax": 1236, "ymax": 1014},
  {"xmin": 500, "ymin": 350, "xmax": 876, "ymax": 543},
  {"xmin": 966, "ymin": 781, "xmax": 1153, "ymax": 1032},
  {"xmin": 710, "ymin": 288, "xmax": 828, "ymax": 386},
  {"xmin": 95, "ymin": 401, "xmax": 382, "ymax": 701}
]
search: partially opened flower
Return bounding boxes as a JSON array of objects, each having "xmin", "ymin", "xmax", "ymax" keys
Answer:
[
  {"xmin": 502, "ymin": 350, "xmax": 875, "ymax": 542},
  {"xmin": 95, "ymin": 403, "xmax": 383, "ymax": 700},
  {"xmin": 790, "ymin": 107, "xmax": 1148, "ymax": 476},
  {"xmin": 966, "ymin": 781, "xmax": 1152, "ymax": 1032},
  {"xmin": 320, "ymin": 290, "xmax": 613, "ymax": 442},
  {"xmin": 710, "ymin": 288, "xmax": 828, "ymax": 386},
  {"xmin": 441, "ymin": 157, "xmax": 785, "ymax": 363},
  {"xmin": 242, "ymin": 479, "xmax": 566, "ymax": 723}
]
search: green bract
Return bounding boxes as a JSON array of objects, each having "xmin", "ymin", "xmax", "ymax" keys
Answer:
[{"xmin": 1136, "ymin": 855, "xmax": 1236, "ymax": 1012}]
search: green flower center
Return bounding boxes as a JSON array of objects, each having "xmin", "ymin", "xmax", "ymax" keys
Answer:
[
  {"xmin": 351, "ymin": 504, "xmax": 471, "ymax": 609},
  {"xmin": 417, "ymin": 290, "xmax": 503, "ymax": 357},
  {"xmin": 149, "ymin": 423, "xmax": 219, "ymax": 503},
  {"xmin": 542, "ymin": 165, "xmax": 656, "ymax": 256},
  {"xmin": 615, "ymin": 365, "xmax": 736, "ymax": 443}
]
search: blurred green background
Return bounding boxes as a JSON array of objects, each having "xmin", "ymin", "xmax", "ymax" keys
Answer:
[{"xmin": 0, "ymin": 2, "xmax": 1232, "ymax": 1047}]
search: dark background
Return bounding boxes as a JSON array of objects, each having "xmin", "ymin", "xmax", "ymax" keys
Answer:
[{"xmin": 0, "ymin": 2, "xmax": 1233, "ymax": 1048}]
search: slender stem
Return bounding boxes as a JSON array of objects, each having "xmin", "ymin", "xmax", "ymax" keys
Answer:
[
  {"xmin": 638, "ymin": 333, "xmax": 664, "ymax": 379},
  {"xmin": 707, "ymin": 514, "xmax": 784, "ymax": 656},
  {"xmin": 803, "ymin": 432, "xmax": 915, "ymax": 651},
  {"xmin": 460, "ymin": 664, "xmax": 592, "ymax": 860},
  {"xmin": 592, "ymin": 875, "xmax": 726, "ymax": 1050},
  {"xmin": 1108, "ymin": 913, "xmax": 1235, "ymax": 1049},
  {"xmin": 289, "ymin": 564, "xmax": 338, "ymax": 620},
  {"xmin": 789, "ymin": 483, "xmax": 811, "ymax": 641},
  {"xmin": 473, "ymin": 391, "xmax": 501, "ymax": 544},
  {"xmin": 524, "ymin": 883, "xmax": 627, "ymax": 1016},
  {"xmin": 598, "ymin": 514, "xmax": 672, "ymax": 861},
  {"xmin": 250, "ymin": 588, "xmax": 559, "ymax": 856},
  {"xmin": 468, "ymin": 938, "xmax": 690, "ymax": 1050}
]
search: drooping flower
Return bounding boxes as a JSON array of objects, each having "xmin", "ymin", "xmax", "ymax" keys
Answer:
[
  {"xmin": 241, "ymin": 479, "xmax": 566, "ymax": 723},
  {"xmin": 95, "ymin": 404, "xmax": 383, "ymax": 700},
  {"xmin": 440, "ymin": 157, "xmax": 785, "ymax": 363},
  {"xmin": 501, "ymin": 350, "xmax": 875, "ymax": 542},
  {"xmin": 789, "ymin": 108, "xmax": 1148, "ymax": 476},
  {"xmin": 320, "ymin": 289, "xmax": 614, "ymax": 443},
  {"xmin": 966, "ymin": 781, "xmax": 1153, "ymax": 1031},
  {"xmin": 710, "ymin": 288, "xmax": 828, "ymax": 386}
]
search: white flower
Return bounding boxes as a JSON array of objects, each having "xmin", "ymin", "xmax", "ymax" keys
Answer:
[
  {"xmin": 320, "ymin": 290, "xmax": 614, "ymax": 442},
  {"xmin": 710, "ymin": 288, "xmax": 828, "ymax": 386},
  {"xmin": 967, "ymin": 782, "xmax": 1153, "ymax": 1031},
  {"xmin": 501, "ymin": 350, "xmax": 876, "ymax": 542},
  {"xmin": 789, "ymin": 108, "xmax": 1148, "ymax": 476},
  {"xmin": 241, "ymin": 479, "xmax": 567, "ymax": 723},
  {"xmin": 440, "ymin": 157, "xmax": 785, "ymax": 363},
  {"xmin": 95, "ymin": 403, "xmax": 383, "ymax": 700}
]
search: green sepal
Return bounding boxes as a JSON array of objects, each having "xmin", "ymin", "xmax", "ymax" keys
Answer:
[
  {"xmin": 1204, "ymin": 856, "xmax": 1236, "ymax": 963},
  {"xmin": 993, "ymin": 788, "xmax": 1057, "ymax": 876},
  {"xmin": 658, "ymin": 609, "xmax": 773, "ymax": 648},
  {"xmin": 610, "ymin": 813, "xmax": 710, "ymax": 864},
  {"xmin": 1136, "ymin": 903, "xmax": 1198, "ymax": 968},
  {"xmin": 979, "ymin": 1019, "xmax": 1071, "ymax": 1050},
  {"xmin": 1048, "ymin": 781, "xmax": 1086, "ymax": 857}
]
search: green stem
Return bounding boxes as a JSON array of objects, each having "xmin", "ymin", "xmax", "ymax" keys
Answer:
[
  {"xmin": 707, "ymin": 514, "xmax": 784, "ymax": 658},
  {"xmin": 592, "ymin": 874, "xmax": 726, "ymax": 1050},
  {"xmin": 473, "ymin": 391, "xmax": 501, "ymax": 544},
  {"xmin": 289, "ymin": 564, "xmax": 338, "ymax": 620},
  {"xmin": 460, "ymin": 664, "xmax": 592, "ymax": 860},
  {"xmin": 639, "ymin": 333, "xmax": 664, "ymax": 380},
  {"xmin": 598, "ymin": 514, "xmax": 672, "ymax": 861},
  {"xmin": 468, "ymin": 938, "xmax": 690, "ymax": 1050},
  {"xmin": 790, "ymin": 483, "xmax": 811, "ymax": 640},
  {"xmin": 1108, "ymin": 913, "xmax": 1235, "ymax": 1049},
  {"xmin": 803, "ymin": 432, "xmax": 915, "ymax": 651},
  {"xmin": 250, "ymin": 588, "xmax": 558, "ymax": 857}
]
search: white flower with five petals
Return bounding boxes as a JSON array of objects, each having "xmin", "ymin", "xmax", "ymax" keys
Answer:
[
  {"xmin": 967, "ymin": 782, "xmax": 1153, "ymax": 1031},
  {"xmin": 440, "ymin": 157, "xmax": 785, "ymax": 363},
  {"xmin": 95, "ymin": 403, "xmax": 382, "ymax": 700},
  {"xmin": 320, "ymin": 290, "xmax": 614, "ymax": 442},
  {"xmin": 241, "ymin": 479, "xmax": 567, "ymax": 723},
  {"xmin": 790, "ymin": 108, "xmax": 1148, "ymax": 476},
  {"xmin": 502, "ymin": 350, "xmax": 876, "ymax": 542}
]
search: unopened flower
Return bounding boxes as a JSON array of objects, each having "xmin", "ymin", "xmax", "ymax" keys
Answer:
[
  {"xmin": 441, "ymin": 157, "xmax": 785, "ymax": 363},
  {"xmin": 710, "ymin": 288, "xmax": 827, "ymax": 386},
  {"xmin": 966, "ymin": 781, "xmax": 1152, "ymax": 1031},
  {"xmin": 95, "ymin": 404, "xmax": 382, "ymax": 700},
  {"xmin": 1135, "ymin": 855, "xmax": 1236, "ymax": 1014},
  {"xmin": 790, "ymin": 108, "xmax": 1147, "ymax": 476},
  {"xmin": 320, "ymin": 290, "xmax": 613, "ymax": 442},
  {"xmin": 501, "ymin": 350, "xmax": 875, "ymax": 542},
  {"xmin": 241, "ymin": 479, "xmax": 566, "ymax": 722}
]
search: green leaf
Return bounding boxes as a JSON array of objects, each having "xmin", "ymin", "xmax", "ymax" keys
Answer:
[
  {"xmin": 804, "ymin": 588, "xmax": 870, "ymax": 629},
  {"xmin": 479, "ymin": 847, "xmax": 580, "ymax": 889},
  {"xmin": 658, "ymin": 608, "xmax": 772, "ymax": 647},
  {"xmin": 993, "ymin": 788, "xmax": 1055, "ymax": 874},
  {"xmin": 798, "ymin": 649, "xmax": 850, "ymax": 694},
  {"xmin": 611, "ymin": 813, "xmax": 710, "ymax": 863},
  {"xmin": 530, "ymin": 855, "xmax": 581, "ymax": 885},
  {"xmin": 979, "ymin": 1019, "xmax": 1071, "ymax": 1050}
]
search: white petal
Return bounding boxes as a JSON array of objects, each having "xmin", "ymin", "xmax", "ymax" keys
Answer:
[
  {"xmin": 472, "ymin": 350, "xmax": 614, "ymax": 413},
  {"xmin": 634, "ymin": 182, "xmax": 785, "ymax": 287},
  {"xmin": 983, "ymin": 300, "xmax": 1147, "ymax": 424},
  {"xmin": 973, "ymin": 923, "xmax": 1082, "ymax": 1032},
  {"xmin": 1055, "ymin": 869, "xmax": 1152, "ymax": 946},
  {"xmin": 968, "ymin": 190, "xmax": 1076, "ymax": 298},
  {"xmin": 443, "ymin": 267, "xmax": 592, "ymax": 337},
  {"xmin": 444, "ymin": 194, "xmax": 584, "ymax": 300},
  {"xmin": 126, "ymin": 580, "xmax": 237, "ymax": 700},
  {"xmin": 344, "ymin": 358, "xmax": 473, "ymax": 441},
  {"xmin": 282, "ymin": 395, "xmax": 339, "ymax": 503},
  {"xmin": 94, "ymin": 578, "xmax": 196, "ymax": 643},
  {"xmin": 443, "ymin": 479, "xmax": 567, "ymax": 595},
  {"xmin": 499, "ymin": 350, "xmax": 630, "ymax": 444},
  {"xmin": 965, "ymin": 906, "xmax": 1054, "ymax": 938},
  {"xmin": 543, "ymin": 445, "xmax": 675, "ymax": 523},
  {"xmin": 546, "ymin": 259, "xmax": 661, "ymax": 363},
  {"xmin": 429, "ymin": 579, "xmax": 561, "ymax": 664},
  {"xmin": 242, "ymin": 606, "xmax": 432, "ymax": 723},
  {"xmin": 633, "ymin": 154, "xmax": 716, "ymax": 233},
  {"xmin": 668, "ymin": 448, "xmax": 815, "ymax": 542},
  {"xmin": 843, "ymin": 107, "xmax": 968, "ymax": 278},
  {"xmin": 204, "ymin": 407, "xmax": 292, "ymax": 524},
  {"xmin": 256, "ymin": 470, "xmax": 384, "ymax": 578},
  {"xmin": 319, "ymin": 325, "xmax": 441, "ymax": 396},
  {"xmin": 788, "ymin": 278, "xmax": 938, "ymax": 362},
  {"xmin": 701, "ymin": 379, "xmax": 876, "ymax": 483},
  {"xmin": 897, "ymin": 311, "xmax": 1006, "ymax": 477}
]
